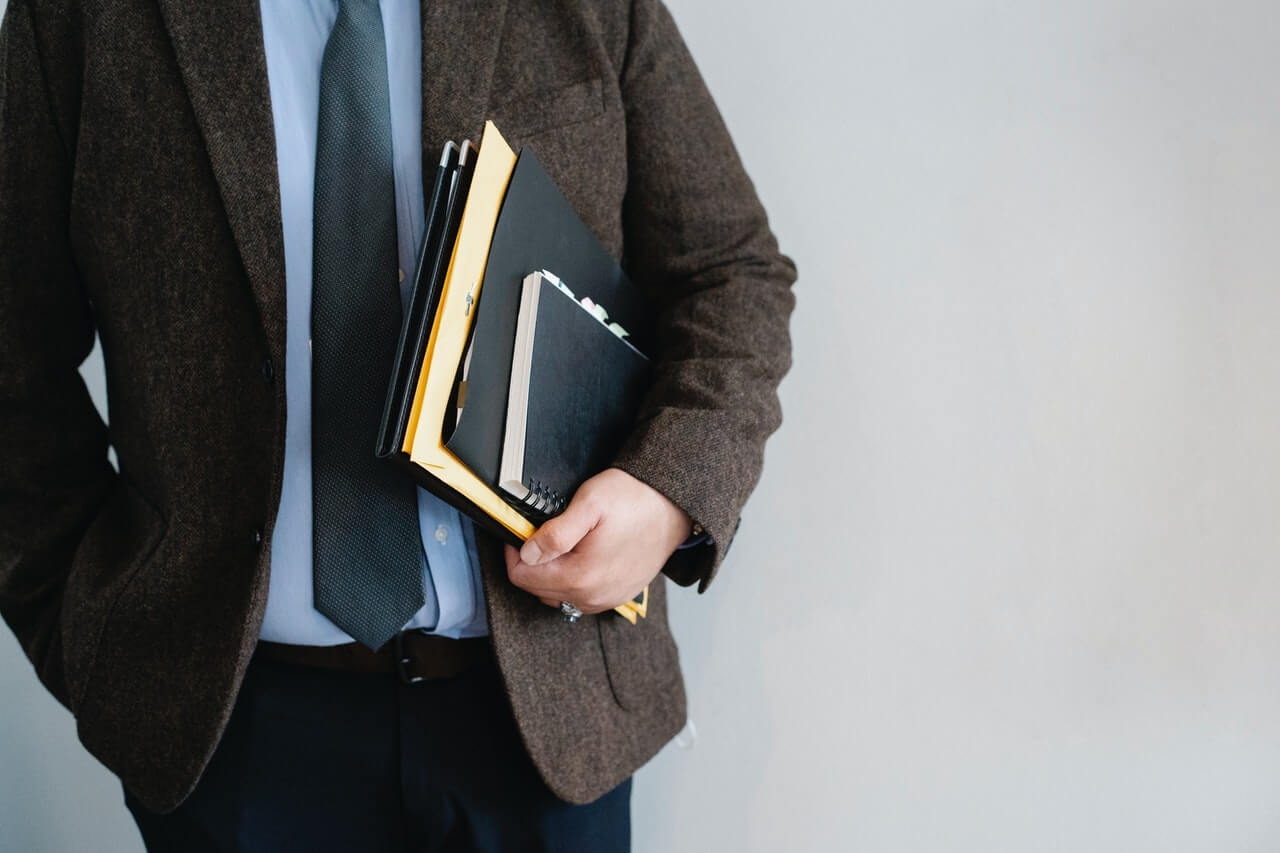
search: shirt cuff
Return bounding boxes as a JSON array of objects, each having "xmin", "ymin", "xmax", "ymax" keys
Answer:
[{"xmin": 677, "ymin": 523, "xmax": 713, "ymax": 551}]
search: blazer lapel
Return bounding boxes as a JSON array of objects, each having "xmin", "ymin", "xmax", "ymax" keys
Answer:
[
  {"xmin": 156, "ymin": 0, "xmax": 509, "ymax": 348},
  {"xmin": 420, "ymin": 0, "xmax": 509, "ymax": 157},
  {"xmin": 155, "ymin": 0, "xmax": 287, "ymax": 350}
]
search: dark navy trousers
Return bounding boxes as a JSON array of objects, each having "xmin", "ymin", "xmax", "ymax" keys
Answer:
[{"xmin": 124, "ymin": 652, "xmax": 631, "ymax": 852}]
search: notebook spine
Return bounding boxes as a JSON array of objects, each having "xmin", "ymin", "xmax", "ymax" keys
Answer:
[{"xmin": 520, "ymin": 478, "xmax": 567, "ymax": 518}]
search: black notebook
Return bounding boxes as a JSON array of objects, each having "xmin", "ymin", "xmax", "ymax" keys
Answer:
[
  {"xmin": 443, "ymin": 149, "xmax": 653, "ymax": 496},
  {"xmin": 499, "ymin": 271, "xmax": 652, "ymax": 517}
]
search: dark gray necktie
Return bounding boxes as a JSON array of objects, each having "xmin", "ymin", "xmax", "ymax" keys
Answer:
[{"xmin": 312, "ymin": 0, "xmax": 423, "ymax": 650}]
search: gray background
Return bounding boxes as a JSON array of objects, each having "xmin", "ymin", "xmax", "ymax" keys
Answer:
[{"xmin": 5, "ymin": 0, "xmax": 1280, "ymax": 850}]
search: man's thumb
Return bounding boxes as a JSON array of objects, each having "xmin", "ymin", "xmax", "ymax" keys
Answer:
[{"xmin": 519, "ymin": 498, "xmax": 599, "ymax": 565}]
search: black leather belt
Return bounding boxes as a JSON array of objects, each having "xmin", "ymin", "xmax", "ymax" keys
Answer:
[{"xmin": 254, "ymin": 631, "xmax": 491, "ymax": 684}]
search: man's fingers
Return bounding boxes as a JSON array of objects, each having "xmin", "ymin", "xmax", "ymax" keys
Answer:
[
  {"xmin": 509, "ymin": 551, "xmax": 586, "ymax": 599},
  {"xmin": 507, "ymin": 543, "xmax": 561, "ymax": 599},
  {"xmin": 519, "ymin": 495, "xmax": 601, "ymax": 565},
  {"xmin": 508, "ymin": 542, "xmax": 642, "ymax": 614}
]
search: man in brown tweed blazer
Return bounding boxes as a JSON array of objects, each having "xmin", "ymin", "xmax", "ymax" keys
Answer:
[{"xmin": 0, "ymin": 0, "xmax": 794, "ymax": 847}]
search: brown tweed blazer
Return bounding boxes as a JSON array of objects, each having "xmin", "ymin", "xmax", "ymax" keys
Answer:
[{"xmin": 0, "ymin": 0, "xmax": 795, "ymax": 813}]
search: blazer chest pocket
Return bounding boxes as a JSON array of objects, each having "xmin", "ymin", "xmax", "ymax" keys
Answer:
[
  {"xmin": 488, "ymin": 76, "xmax": 628, "ymax": 254},
  {"xmin": 491, "ymin": 77, "xmax": 608, "ymax": 140}
]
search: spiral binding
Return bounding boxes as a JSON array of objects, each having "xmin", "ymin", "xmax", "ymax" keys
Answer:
[{"xmin": 519, "ymin": 478, "xmax": 567, "ymax": 517}]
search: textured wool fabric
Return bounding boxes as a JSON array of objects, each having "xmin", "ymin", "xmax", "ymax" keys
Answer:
[
  {"xmin": 0, "ymin": 0, "xmax": 796, "ymax": 813},
  {"xmin": 310, "ymin": 0, "xmax": 426, "ymax": 651}
]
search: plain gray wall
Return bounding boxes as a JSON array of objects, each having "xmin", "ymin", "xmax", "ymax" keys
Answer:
[{"xmin": 5, "ymin": 0, "xmax": 1280, "ymax": 850}]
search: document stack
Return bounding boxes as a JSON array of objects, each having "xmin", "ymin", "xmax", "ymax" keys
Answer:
[{"xmin": 376, "ymin": 122, "xmax": 653, "ymax": 622}]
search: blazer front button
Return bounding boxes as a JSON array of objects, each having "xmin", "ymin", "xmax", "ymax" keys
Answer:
[
  {"xmin": 261, "ymin": 357, "xmax": 275, "ymax": 385},
  {"xmin": 252, "ymin": 527, "xmax": 263, "ymax": 547}
]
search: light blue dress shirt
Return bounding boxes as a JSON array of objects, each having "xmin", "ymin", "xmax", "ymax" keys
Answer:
[{"xmin": 258, "ymin": 0, "xmax": 487, "ymax": 644}]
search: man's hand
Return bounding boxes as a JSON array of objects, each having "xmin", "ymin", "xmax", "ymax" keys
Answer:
[{"xmin": 504, "ymin": 467, "xmax": 693, "ymax": 614}]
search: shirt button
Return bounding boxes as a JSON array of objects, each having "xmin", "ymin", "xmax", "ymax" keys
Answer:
[
  {"xmin": 434, "ymin": 524, "xmax": 448, "ymax": 544},
  {"xmin": 261, "ymin": 357, "xmax": 274, "ymax": 385},
  {"xmin": 399, "ymin": 268, "xmax": 406, "ymax": 283}
]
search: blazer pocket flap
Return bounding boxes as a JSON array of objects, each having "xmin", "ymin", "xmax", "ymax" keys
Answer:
[
  {"xmin": 596, "ymin": 582, "xmax": 682, "ymax": 711},
  {"xmin": 491, "ymin": 77, "xmax": 606, "ymax": 139}
]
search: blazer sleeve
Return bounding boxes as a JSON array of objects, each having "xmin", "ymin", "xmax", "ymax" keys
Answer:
[
  {"xmin": 0, "ymin": 0, "xmax": 115, "ymax": 707},
  {"xmin": 609, "ymin": 0, "xmax": 796, "ymax": 591}
]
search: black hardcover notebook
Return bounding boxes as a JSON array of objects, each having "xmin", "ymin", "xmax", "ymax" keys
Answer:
[
  {"xmin": 443, "ymin": 148, "xmax": 653, "ymax": 493},
  {"xmin": 499, "ymin": 271, "xmax": 652, "ymax": 517}
]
